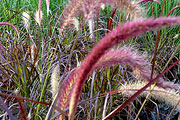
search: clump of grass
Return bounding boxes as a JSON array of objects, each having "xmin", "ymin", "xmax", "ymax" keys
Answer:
[
  {"xmin": 58, "ymin": 45, "xmax": 180, "ymax": 119},
  {"xmin": 1, "ymin": 0, "xmax": 180, "ymax": 120},
  {"xmin": 55, "ymin": 17, "xmax": 180, "ymax": 120}
]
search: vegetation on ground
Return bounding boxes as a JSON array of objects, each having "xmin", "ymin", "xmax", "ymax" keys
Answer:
[{"xmin": 0, "ymin": 0, "xmax": 180, "ymax": 119}]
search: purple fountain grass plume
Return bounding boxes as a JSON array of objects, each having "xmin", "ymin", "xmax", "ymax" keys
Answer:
[
  {"xmin": 0, "ymin": 22, "xmax": 18, "ymax": 35},
  {"xmin": 58, "ymin": 69, "xmax": 77, "ymax": 110},
  {"xmin": 60, "ymin": 0, "xmax": 142, "ymax": 33},
  {"xmin": 58, "ymin": 46, "xmax": 180, "ymax": 119},
  {"xmin": 66, "ymin": 17, "xmax": 180, "ymax": 120},
  {"xmin": 35, "ymin": 0, "xmax": 42, "ymax": 26},
  {"xmin": 136, "ymin": 0, "xmax": 160, "ymax": 4},
  {"xmin": 58, "ymin": 69, "xmax": 77, "ymax": 120},
  {"xmin": 167, "ymin": 6, "xmax": 180, "ymax": 17},
  {"xmin": 60, "ymin": 0, "xmax": 83, "ymax": 32},
  {"xmin": 58, "ymin": 47, "xmax": 148, "ymax": 119},
  {"xmin": 95, "ymin": 48, "xmax": 180, "ymax": 89},
  {"xmin": 93, "ymin": 47, "xmax": 147, "ymax": 70},
  {"xmin": 59, "ymin": 48, "xmax": 147, "ymax": 112}
]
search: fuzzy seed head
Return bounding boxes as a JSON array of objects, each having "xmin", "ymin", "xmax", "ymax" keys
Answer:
[
  {"xmin": 60, "ymin": 0, "xmax": 143, "ymax": 33},
  {"xmin": 88, "ymin": 19, "xmax": 94, "ymax": 39},
  {"xmin": 174, "ymin": 34, "xmax": 179, "ymax": 39},
  {"xmin": 119, "ymin": 81, "xmax": 180, "ymax": 111},
  {"xmin": 30, "ymin": 44, "xmax": 35, "ymax": 63},
  {"xmin": 100, "ymin": 3, "xmax": 105, "ymax": 10},
  {"xmin": 35, "ymin": 10, "xmax": 43, "ymax": 26},
  {"xmin": 22, "ymin": 11, "xmax": 30, "ymax": 31},
  {"xmin": 51, "ymin": 65, "xmax": 59, "ymax": 96},
  {"xmin": 72, "ymin": 18, "xmax": 79, "ymax": 31}
]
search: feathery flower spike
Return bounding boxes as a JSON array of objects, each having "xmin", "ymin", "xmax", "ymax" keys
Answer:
[
  {"xmin": 58, "ymin": 46, "xmax": 180, "ymax": 119},
  {"xmin": 22, "ymin": 11, "xmax": 30, "ymax": 31},
  {"xmin": 136, "ymin": 0, "xmax": 160, "ymax": 4},
  {"xmin": 51, "ymin": 65, "xmax": 60, "ymax": 96},
  {"xmin": 46, "ymin": 0, "xmax": 50, "ymax": 16},
  {"xmin": 68, "ymin": 17, "xmax": 180, "ymax": 120},
  {"xmin": 119, "ymin": 81, "xmax": 180, "ymax": 111},
  {"xmin": 0, "ymin": 22, "xmax": 19, "ymax": 38},
  {"xmin": 60, "ymin": 0, "xmax": 142, "ymax": 33},
  {"xmin": 35, "ymin": 0, "xmax": 42, "ymax": 26}
]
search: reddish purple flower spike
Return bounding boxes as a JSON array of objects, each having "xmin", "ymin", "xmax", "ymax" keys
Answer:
[
  {"xmin": 0, "ymin": 22, "xmax": 19, "ymax": 35},
  {"xmin": 60, "ymin": 0, "xmax": 141, "ymax": 33},
  {"xmin": 59, "ymin": 48, "xmax": 148, "ymax": 114},
  {"xmin": 136, "ymin": 0, "xmax": 160, "ymax": 4},
  {"xmin": 167, "ymin": 6, "xmax": 180, "ymax": 16},
  {"xmin": 59, "ymin": 46, "xmax": 180, "ymax": 106},
  {"xmin": 58, "ymin": 69, "xmax": 77, "ymax": 110},
  {"xmin": 68, "ymin": 17, "xmax": 180, "ymax": 120},
  {"xmin": 59, "ymin": 46, "xmax": 180, "ymax": 119}
]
